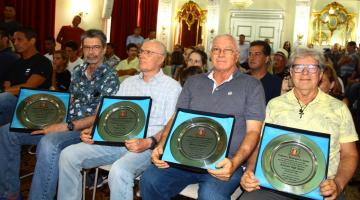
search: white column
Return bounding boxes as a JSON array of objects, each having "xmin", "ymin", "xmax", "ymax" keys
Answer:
[
  {"xmin": 293, "ymin": 0, "xmax": 311, "ymax": 47},
  {"xmin": 206, "ymin": 0, "xmax": 220, "ymax": 52},
  {"xmin": 156, "ymin": 0, "xmax": 173, "ymax": 50}
]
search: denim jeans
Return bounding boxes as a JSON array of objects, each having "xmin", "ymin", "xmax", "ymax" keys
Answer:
[
  {"xmin": 140, "ymin": 164, "xmax": 243, "ymax": 200},
  {"xmin": 0, "ymin": 123, "xmax": 80, "ymax": 200},
  {"xmin": 58, "ymin": 142, "xmax": 152, "ymax": 200},
  {"xmin": 0, "ymin": 92, "xmax": 17, "ymax": 126}
]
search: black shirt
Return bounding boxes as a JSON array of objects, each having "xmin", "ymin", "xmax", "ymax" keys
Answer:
[
  {"xmin": 260, "ymin": 72, "xmax": 282, "ymax": 104},
  {"xmin": 0, "ymin": 47, "xmax": 19, "ymax": 87},
  {"xmin": 6, "ymin": 53, "xmax": 52, "ymax": 89},
  {"xmin": 55, "ymin": 70, "xmax": 71, "ymax": 91}
]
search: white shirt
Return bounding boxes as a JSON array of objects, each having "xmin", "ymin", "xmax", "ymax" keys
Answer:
[
  {"xmin": 67, "ymin": 57, "xmax": 83, "ymax": 74},
  {"xmin": 239, "ymin": 43, "xmax": 250, "ymax": 64}
]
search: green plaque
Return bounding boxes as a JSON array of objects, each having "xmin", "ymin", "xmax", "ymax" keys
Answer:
[
  {"xmin": 97, "ymin": 101, "xmax": 145, "ymax": 142},
  {"xmin": 16, "ymin": 93, "xmax": 66, "ymax": 129},
  {"xmin": 170, "ymin": 117, "xmax": 227, "ymax": 168},
  {"xmin": 261, "ymin": 134, "xmax": 326, "ymax": 195}
]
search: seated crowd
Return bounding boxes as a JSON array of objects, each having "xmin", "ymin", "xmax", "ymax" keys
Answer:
[{"xmin": 0, "ymin": 22, "xmax": 359, "ymax": 200}]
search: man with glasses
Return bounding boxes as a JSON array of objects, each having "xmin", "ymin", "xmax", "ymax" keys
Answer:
[
  {"xmin": 0, "ymin": 29, "xmax": 119, "ymax": 200},
  {"xmin": 57, "ymin": 40, "xmax": 181, "ymax": 200},
  {"xmin": 140, "ymin": 34, "xmax": 266, "ymax": 200},
  {"xmin": 248, "ymin": 40, "xmax": 281, "ymax": 104},
  {"xmin": 240, "ymin": 48, "xmax": 358, "ymax": 200}
]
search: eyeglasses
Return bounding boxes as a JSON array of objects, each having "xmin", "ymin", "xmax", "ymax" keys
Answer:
[
  {"xmin": 211, "ymin": 47, "xmax": 236, "ymax": 55},
  {"xmin": 83, "ymin": 45, "xmax": 103, "ymax": 51},
  {"xmin": 139, "ymin": 49, "xmax": 163, "ymax": 56},
  {"xmin": 292, "ymin": 64, "xmax": 320, "ymax": 73}
]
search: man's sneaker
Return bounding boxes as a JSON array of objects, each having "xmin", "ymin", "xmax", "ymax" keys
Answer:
[{"xmin": 88, "ymin": 174, "xmax": 108, "ymax": 190}]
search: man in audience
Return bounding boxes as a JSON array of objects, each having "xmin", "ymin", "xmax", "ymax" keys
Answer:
[
  {"xmin": 248, "ymin": 40, "xmax": 282, "ymax": 104},
  {"xmin": 56, "ymin": 15, "xmax": 85, "ymax": 49},
  {"xmin": 0, "ymin": 29, "xmax": 119, "ymax": 200},
  {"xmin": 327, "ymin": 43, "xmax": 343, "ymax": 75},
  {"xmin": 126, "ymin": 27, "xmax": 144, "ymax": 47},
  {"xmin": 239, "ymin": 34, "xmax": 249, "ymax": 69},
  {"xmin": 0, "ymin": 29, "xmax": 18, "ymax": 89},
  {"xmin": 64, "ymin": 40, "xmax": 83, "ymax": 73},
  {"xmin": 115, "ymin": 43, "xmax": 139, "ymax": 82},
  {"xmin": 144, "ymin": 30, "xmax": 156, "ymax": 42},
  {"xmin": 140, "ymin": 34, "xmax": 266, "ymax": 200},
  {"xmin": 43, "ymin": 36, "xmax": 56, "ymax": 62},
  {"xmin": 0, "ymin": 27, "xmax": 52, "ymax": 126},
  {"xmin": 104, "ymin": 42, "xmax": 120, "ymax": 68},
  {"xmin": 272, "ymin": 48, "xmax": 289, "ymax": 80},
  {"xmin": 240, "ymin": 48, "xmax": 358, "ymax": 200},
  {"xmin": 57, "ymin": 40, "xmax": 181, "ymax": 200},
  {"xmin": 338, "ymin": 41, "xmax": 358, "ymax": 84},
  {"xmin": 0, "ymin": 4, "xmax": 21, "ymax": 37}
]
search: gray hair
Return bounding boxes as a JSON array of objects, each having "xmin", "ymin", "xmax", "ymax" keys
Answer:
[
  {"xmin": 289, "ymin": 48, "xmax": 326, "ymax": 71},
  {"xmin": 212, "ymin": 34, "xmax": 240, "ymax": 52},
  {"xmin": 144, "ymin": 40, "xmax": 167, "ymax": 56},
  {"xmin": 81, "ymin": 29, "xmax": 107, "ymax": 47}
]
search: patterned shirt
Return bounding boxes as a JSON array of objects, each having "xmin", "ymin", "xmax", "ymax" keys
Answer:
[
  {"xmin": 116, "ymin": 69, "xmax": 182, "ymax": 137},
  {"xmin": 266, "ymin": 89, "xmax": 358, "ymax": 178},
  {"xmin": 68, "ymin": 62, "xmax": 119, "ymax": 121},
  {"xmin": 104, "ymin": 54, "xmax": 120, "ymax": 68}
]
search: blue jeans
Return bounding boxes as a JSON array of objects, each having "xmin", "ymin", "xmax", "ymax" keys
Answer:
[
  {"xmin": 58, "ymin": 142, "xmax": 152, "ymax": 200},
  {"xmin": 0, "ymin": 123, "xmax": 80, "ymax": 200},
  {"xmin": 0, "ymin": 92, "xmax": 17, "ymax": 126},
  {"xmin": 140, "ymin": 164, "xmax": 243, "ymax": 200}
]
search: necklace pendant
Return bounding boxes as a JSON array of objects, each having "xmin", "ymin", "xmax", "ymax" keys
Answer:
[{"xmin": 299, "ymin": 109, "xmax": 304, "ymax": 118}]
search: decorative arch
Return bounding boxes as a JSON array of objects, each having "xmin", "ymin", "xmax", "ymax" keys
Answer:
[{"xmin": 174, "ymin": 1, "xmax": 207, "ymax": 48}]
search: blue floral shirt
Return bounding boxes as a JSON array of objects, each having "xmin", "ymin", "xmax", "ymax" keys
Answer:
[{"xmin": 68, "ymin": 63, "xmax": 119, "ymax": 121}]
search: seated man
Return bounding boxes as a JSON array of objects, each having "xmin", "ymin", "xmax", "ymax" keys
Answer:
[
  {"xmin": 57, "ymin": 40, "xmax": 181, "ymax": 200},
  {"xmin": 64, "ymin": 40, "xmax": 83, "ymax": 73},
  {"xmin": 0, "ymin": 29, "xmax": 18, "ymax": 89},
  {"xmin": 126, "ymin": 27, "xmax": 144, "ymax": 48},
  {"xmin": 43, "ymin": 36, "xmax": 56, "ymax": 62},
  {"xmin": 115, "ymin": 43, "xmax": 139, "ymax": 82},
  {"xmin": 0, "ymin": 29, "xmax": 119, "ymax": 200},
  {"xmin": 140, "ymin": 34, "xmax": 266, "ymax": 200},
  {"xmin": 0, "ymin": 27, "xmax": 52, "ymax": 126},
  {"xmin": 240, "ymin": 48, "xmax": 358, "ymax": 200},
  {"xmin": 104, "ymin": 42, "xmax": 120, "ymax": 68}
]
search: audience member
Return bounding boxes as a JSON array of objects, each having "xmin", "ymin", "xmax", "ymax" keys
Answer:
[
  {"xmin": 44, "ymin": 36, "xmax": 56, "ymax": 62},
  {"xmin": 104, "ymin": 42, "xmax": 120, "ymax": 68},
  {"xmin": 57, "ymin": 40, "xmax": 181, "ymax": 200},
  {"xmin": 0, "ymin": 29, "xmax": 119, "ymax": 200},
  {"xmin": 51, "ymin": 50, "xmax": 71, "ymax": 92},
  {"xmin": 248, "ymin": 40, "xmax": 282, "ymax": 104},
  {"xmin": 338, "ymin": 41, "xmax": 358, "ymax": 84},
  {"xmin": 144, "ymin": 30, "xmax": 156, "ymax": 42},
  {"xmin": 239, "ymin": 34, "xmax": 250, "ymax": 68},
  {"xmin": 115, "ymin": 43, "xmax": 139, "ymax": 82},
  {"xmin": 0, "ymin": 27, "xmax": 52, "ymax": 126},
  {"xmin": 0, "ymin": 4, "xmax": 22, "ymax": 36},
  {"xmin": 327, "ymin": 43, "xmax": 343, "ymax": 75},
  {"xmin": 56, "ymin": 15, "xmax": 85, "ymax": 49},
  {"xmin": 183, "ymin": 46, "xmax": 195, "ymax": 64},
  {"xmin": 162, "ymin": 52, "xmax": 172, "ymax": 76},
  {"xmin": 126, "ymin": 27, "xmax": 144, "ymax": 47},
  {"xmin": 0, "ymin": 29, "xmax": 18, "ymax": 88},
  {"xmin": 179, "ymin": 65, "xmax": 203, "ymax": 86},
  {"xmin": 64, "ymin": 40, "xmax": 83, "ymax": 73},
  {"xmin": 282, "ymin": 41, "xmax": 291, "ymax": 58},
  {"xmin": 240, "ymin": 48, "xmax": 358, "ymax": 200},
  {"xmin": 140, "ymin": 34, "xmax": 265, "ymax": 200},
  {"xmin": 170, "ymin": 51, "xmax": 184, "ymax": 76},
  {"xmin": 174, "ymin": 49, "xmax": 207, "ymax": 80},
  {"xmin": 173, "ymin": 44, "xmax": 184, "ymax": 53},
  {"xmin": 272, "ymin": 48, "xmax": 289, "ymax": 80}
]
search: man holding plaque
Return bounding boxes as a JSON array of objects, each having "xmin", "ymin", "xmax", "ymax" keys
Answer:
[
  {"xmin": 140, "ymin": 34, "xmax": 266, "ymax": 200},
  {"xmin": 0, "ymin": 29, "xmax": 119, "ymax": 200},
  {"xmin": 57, "ymin": 40, "xmax": 181, "ymax": 200},
  {"xmin": 240, "ymin": 48, "xmax": 358, "ymax": 200}
]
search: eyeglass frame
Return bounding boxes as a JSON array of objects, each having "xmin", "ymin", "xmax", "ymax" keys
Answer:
[
  {"xmin": 139, "ymin": 49, "xmax": 164, "ymax": 56},
  {"xmin": 210, "ymin": 47, "xmax": 237, "ymax": 56},
  {"xmin": 82, "ymin": 45, "xmax": 104, "ymax": 51},
  {"xmin": 291, "ymin": 64, "xmax": 321, "ymax": 73}
]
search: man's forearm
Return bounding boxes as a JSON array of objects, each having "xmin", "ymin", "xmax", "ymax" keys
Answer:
[
  {"xmin": 73, "ymin": 115, "xmax": 96, "ymax": 131},
  {"xmin": 158, "ymin": 115, "xmax": 175, "ymax": 146},
  {"xmin": 231, "ymin": 130, "xmax": 260, "ymax": 170},
  {"xmin": 334, "ymin": 147, "xmax": 358, "ymax": 192}
]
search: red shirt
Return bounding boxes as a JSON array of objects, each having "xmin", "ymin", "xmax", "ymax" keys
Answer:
[{"xmin": 57, "ymin": 25, "xmax": 85, "ymax": 49}]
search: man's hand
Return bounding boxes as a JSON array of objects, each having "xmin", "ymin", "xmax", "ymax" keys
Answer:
[
  {"xmin": 151, "ymin": 146, "xmax": 169, "ymax": 168},
  {"xmin": 320, "ymin": 179, "xmax": 341, "ymax": 200},
  {"xmin": 207, "ymin": 158, "xmax": 235, "ymax": 181},
  {"xmin": 240, "ymin": 170, "xmax": 260, "ymax": 192},
  {"xmin": 125, "ymin": 138, "xmax": 151, "ymax": 153},
  {"xmin": 31, "ymin": 123, "xmax": 68, "ymax": 135},
  {"xmin": 80, "ymin": 127, "xmax": 94, "ymax": 144}
]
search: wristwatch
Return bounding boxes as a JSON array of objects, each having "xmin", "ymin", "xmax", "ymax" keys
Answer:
[
  {"xmin": 66, "ymin": 120, "xmax": 74, "ymax": 131},
  {"xmin": 149, "ymin": 136, "xmax": 158, "ymax": 150}
]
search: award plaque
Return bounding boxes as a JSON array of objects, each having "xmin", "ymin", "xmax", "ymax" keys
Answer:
[
  {"xmin": 10, "ymin": 88, "xmax": 70, "ymax": 132},
  {"xmin": 161, "ymin": 108, "xmax": 235, "ymax": 172},
  {"xmin": 254, "ymin": 123, "xmax": 330, "ymax": 200},
  {"xmin": 91, "ymin": 96, "xmax": 152, "ymax": 146}
]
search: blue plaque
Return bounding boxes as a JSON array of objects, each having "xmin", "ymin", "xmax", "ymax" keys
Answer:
[{"xmin": 254, "ymin": 123, "xmax": 330, "ymax": 200}]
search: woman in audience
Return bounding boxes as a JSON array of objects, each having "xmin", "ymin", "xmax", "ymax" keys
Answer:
[
  {"xmin": 319, "ymin": 65, "xmax": 346, "ymax": 103},
  {"xmin": 51, "ymin": 50, "xmax": 71, "ymax": 91},
  {"xmin": 179, "ymin": 65, "xmax": 204, "ymax": 86},
  {"xmin": 174, "ymin": 49, "xmax": 207, "ymax": 80},
  {"xmin": 283, "ymin": 41, "xmax": 291, "ymax": 58}
]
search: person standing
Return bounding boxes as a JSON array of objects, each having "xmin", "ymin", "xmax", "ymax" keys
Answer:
[{"xmin": 56, "ymin": 15, "xmax": 85, "ymax": 50}]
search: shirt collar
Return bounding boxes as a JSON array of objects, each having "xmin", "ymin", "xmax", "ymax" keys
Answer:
[
  {"xmin": 80, "ymin": 62, "xmax": 109, "ymax": 79},
  {"xmin": 138, "ymin": 69, "xmax": 164, "ymax": 82},
  {"xmin": 288, "ymin": 88, "xmax": 325, "ymax": 105}
]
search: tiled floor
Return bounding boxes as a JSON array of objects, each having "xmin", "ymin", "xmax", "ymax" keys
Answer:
[{"xmin": 19, "ymin": 144, "xmax": 360, "ymax": 200}]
